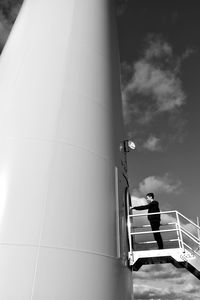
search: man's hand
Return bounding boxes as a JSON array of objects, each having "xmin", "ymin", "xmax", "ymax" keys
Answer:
[{"xmin": 129, "ymin": 206, "xmax": 136, "ymax": 214}]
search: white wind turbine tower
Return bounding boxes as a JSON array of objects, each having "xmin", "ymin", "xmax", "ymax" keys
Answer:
[{"xmin": 0, "ymin": 0, "xmax": 134, "ymax": 299}]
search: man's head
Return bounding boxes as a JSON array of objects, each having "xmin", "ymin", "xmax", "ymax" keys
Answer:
[{"xmin": 146, "ymin": 192, "xmax": 154, "ymax": 202}]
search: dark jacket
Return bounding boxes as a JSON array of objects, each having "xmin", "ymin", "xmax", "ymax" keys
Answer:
[{"xmin": 133, "ymin": 200, "xmax": 161, "ymax": 222}]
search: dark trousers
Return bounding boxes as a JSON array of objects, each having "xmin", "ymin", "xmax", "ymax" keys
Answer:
[{"xmin": 150, "ymin": 220, "xmax": 163, "ymax": 249}]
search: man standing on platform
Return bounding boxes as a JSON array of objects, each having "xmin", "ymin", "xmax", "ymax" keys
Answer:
[{"xmin": 131, "ymin": 193, "xmax": 164, "ymax": 249}]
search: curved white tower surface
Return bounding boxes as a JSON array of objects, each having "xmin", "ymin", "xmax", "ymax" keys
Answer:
[{"xmin": 0, "ymin": 0, "xmax": 133, "ymax": 299}]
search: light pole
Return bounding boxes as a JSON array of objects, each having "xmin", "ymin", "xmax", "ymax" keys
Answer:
[
  {"xmin": 120, "ymin": 140, "xmax": 136, "ymax": 185},
  {"xmin": 120, "ymin": 140, "xmax": 136, "ymax": 265}
]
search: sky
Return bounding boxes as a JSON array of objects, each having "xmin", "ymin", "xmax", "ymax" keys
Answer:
[
  {"xmin": 117, "ymin": 0, "xmax": 200, "ymax": 222},
  {"xmin": 117, "ymin": 1, "xmax": 200, "ymax": 299},
  {"xmin": 0, "ymin": 1, "xmax": 200, "ymax": 299}
]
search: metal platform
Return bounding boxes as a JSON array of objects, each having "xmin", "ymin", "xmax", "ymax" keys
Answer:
[{"xmin": 126, "ymin": 201, "xmax": 200, "ymax": 279}]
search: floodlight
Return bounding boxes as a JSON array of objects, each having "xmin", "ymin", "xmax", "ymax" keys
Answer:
[
  {"xmin": 120, "ymin": 140, "xmax": 136, "ymax": 153},
  {"xmin": 128, "ymin": 140, "xmax": 136, "ymax": 150}
]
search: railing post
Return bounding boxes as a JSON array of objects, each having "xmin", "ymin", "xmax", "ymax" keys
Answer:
[
  {"xmin": 127, "ymin": 214, "xmax": 133, "ymax": 252},
  {"xmin": 175, "ymin": 222, "xmax": 181, "ymax": 249},
  {"xmin": 176, "ymin": 211, "xmax": 185, "ymax": 252},
  {"xmin": 126, "ymin": 189, "xmax": 133, "ymax": 254}
]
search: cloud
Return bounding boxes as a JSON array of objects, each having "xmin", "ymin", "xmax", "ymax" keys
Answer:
[
  {"xmin": 143, "ymin": 135, "xmax": 162, "ymax": 152},
  {"xmin": 175, "ymin": 48, "xmax": 196, "ymax": 72},
  {"xmin": 121, "ymin": 35, "xmax": 193, "ymax": 150},
  {"xmin": 134, "ymin": 264, "xmax": 185, "ymax": 281},
  {"xmin": 131, "ymin": 195, "xmax": 146, "ymax": 205},
  {"xmin": 133, "ymin": 283, "xmax": 199, "ymax": 300},
  {"xmin": 122, "ymin": 36, "xmax": 186, "ymax": 123},
  {"xmin": 133, "ymin": 265, "xmax": 200, "ymax": 300},
  {"xmin": 182, "ymin": 283, "xmax": 199, "ymax": 294},
  {"xmin": 125, "ymin": 60, "xmax": 185, "ymax": 117},
  {"xmin": 134, "ymin": 284, "xmax": 165, "ymax": 299},
  {"xmin": 133, "ymin": 173, "xmax": 182, "ymax": 197},
  {"xmin": 145, "ymin": 38, "xmax": 173, "ymax": 60}
]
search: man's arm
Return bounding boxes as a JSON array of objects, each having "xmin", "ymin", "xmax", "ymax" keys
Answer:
[{"xmin": 130, "ymin": 204, "xmax": 150, "ymax": 210}]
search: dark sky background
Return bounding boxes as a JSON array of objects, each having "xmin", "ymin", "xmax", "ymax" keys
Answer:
[
  {"xmin": 117, "ymin": 1, "xmax": 200, "ymax": 299},
  {"xmin": 118, "ymin": 0, "xmax": 200, "ymax": 221},
  {"xmin": 0, "ymin": 1, "xmax": 200, "ymax": 299}
]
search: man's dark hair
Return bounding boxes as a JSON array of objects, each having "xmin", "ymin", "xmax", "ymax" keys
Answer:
[{"xmin": 146, "ymin": 192, "xmax": 154, "ymax": 199}]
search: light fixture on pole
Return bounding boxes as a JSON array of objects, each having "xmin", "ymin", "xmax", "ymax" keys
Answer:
[
  {"xmin": 122, "ymin": 140, "xmax": 136, "ymax": 153},
  {"xmin": 120, "ymin": 139, "xmax": 136, "ymax": 179}
]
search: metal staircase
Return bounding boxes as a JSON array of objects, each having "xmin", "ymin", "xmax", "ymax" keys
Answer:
[{"xmin": 127, "ymin": 205, "xmax": 200, "ymax": 279}]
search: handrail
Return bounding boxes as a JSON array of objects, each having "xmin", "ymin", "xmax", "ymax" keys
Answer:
[
  {"xmin": 130, "ymin": 210, "xmax": 200, "ymax": 232},
  {"xmin": 132, "ymin": 222, "xmax": 176, "ymax": 229},
  {"xmin": 128, "ymin": 209, "xmax": 200, "ymax": 256},
  {"xmin": 183, "ymin": 241, "xmax": 200, "ymax": 258},
  {"xmin": 177, "ymin": 211, "xmax": 200, "ymax": 231},
  {"xmin": 180, "ymin": 227, "xmax": 200, "ymax": 245},
  {"xmin": 138, "ymin": 238, "xmax": 178, "ymax": 245},
  {"xmin": 127, "ymin": 207, "xmax": 200, "ymax": 275},
  {"xmin": 131, "ymin": 228, "xmax": 178, "ymax": 235},
  {"xmin": 180, "ymin": 226, "xmax": 200, "ymax": 243},
  {"xmin": 129, "ymin": 210, "xmax": 177, "ymax": 218}
]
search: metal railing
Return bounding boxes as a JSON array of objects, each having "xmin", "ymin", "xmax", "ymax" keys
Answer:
[{"xmin": 127, "ymin": 209, "xmax": 200, "ymax": 258}]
